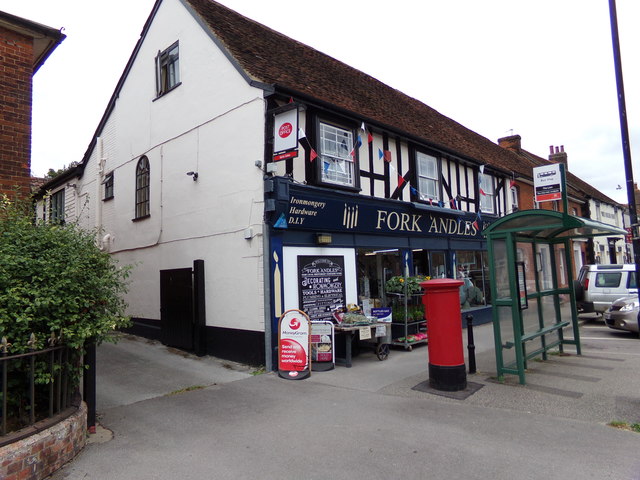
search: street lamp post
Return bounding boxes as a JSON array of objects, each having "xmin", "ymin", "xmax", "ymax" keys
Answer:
[{"xmin": 608, "ymin": 0, "xmax": 640, "ymax": 327}]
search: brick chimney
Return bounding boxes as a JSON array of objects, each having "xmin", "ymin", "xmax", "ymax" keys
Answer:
[
  {"xmin": 549, "ymin": 145, "xmax": 568, "ymax": 170},
  {"xmin": 498, "ymin": 135, "xmax": 522, "ymax": 153}
]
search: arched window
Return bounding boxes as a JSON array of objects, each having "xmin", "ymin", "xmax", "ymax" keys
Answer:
[{"xmin": 135, "ymin": 156, "xmax": 150, "ymax": 219}]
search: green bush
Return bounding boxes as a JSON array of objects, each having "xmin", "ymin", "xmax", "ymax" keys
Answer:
[{"xmin": 0, "ymin": 195, "xmax": 131, "ymax": 353}]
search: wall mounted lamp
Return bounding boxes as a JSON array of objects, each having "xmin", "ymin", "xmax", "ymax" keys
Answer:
[
  {"xmin": 316, "ymin": 233, "xmax": 332, "ymax": 245},
  {"xmin": 186, "ymin": 171, "xmax": 199, "ymax": 181}
]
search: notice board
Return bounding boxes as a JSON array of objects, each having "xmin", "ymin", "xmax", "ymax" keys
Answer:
[{"xmin": 297, "ymin": 256, "xmax": 346, "ymax": 322}]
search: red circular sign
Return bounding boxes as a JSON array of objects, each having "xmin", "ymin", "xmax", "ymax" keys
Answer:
[
  {"xmin": 279, "ymin": 122, "xmax": 293, "ymax": 138},
  {"xmin": 289, "ymin": 317, "xmax": 301, "ymax": 330}
]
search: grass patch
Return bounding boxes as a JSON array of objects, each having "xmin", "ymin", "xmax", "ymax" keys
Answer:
[
  {"xmin": 166, "ymin": 385, "xmax": 206, "ymax": 396},
  {"xmin": 251, "ymin": 366, "xmax": 266, "ymax": 376},
  {"xmin": 608, "ymin": 420, "xmax": 640, "ymax": 433}
]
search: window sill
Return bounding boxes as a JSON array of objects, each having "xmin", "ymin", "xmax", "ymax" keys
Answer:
[
  {"xmin": 103, "ymin": 196, "xmax": 114, "ymax": 202},
  {"xmin": 132, "ymin": 215, "xmax": 150, "ymax": 222},
  {"xmin": 314, "ymin": 180, "xmax": 361, "ymax": 194},
  {"xmin": 153, "ymin": 82, "xmax": 182, "ymax": 101}
]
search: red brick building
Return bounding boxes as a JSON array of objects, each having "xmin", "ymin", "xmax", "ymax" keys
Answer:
[{"xmin": 0, "ymin": 11, "xmax": 64, "ymax": 199}]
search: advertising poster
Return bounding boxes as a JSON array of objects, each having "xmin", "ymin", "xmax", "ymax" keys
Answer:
[
  {"xmin": 310, "ymin": 321, "xmax": 334, "ymax": 371},
  {"xmin": 297, "ymin": 256, "xmax": 346, "ymax": 322},
  {"xmin": 278, "ymin": 309, "xmax": 311, "ymax": 380}
]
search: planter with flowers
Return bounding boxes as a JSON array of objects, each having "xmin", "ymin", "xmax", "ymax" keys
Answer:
[{"xmin": 385, "ymin": 275, "xmax": 430, "ymax": 349}]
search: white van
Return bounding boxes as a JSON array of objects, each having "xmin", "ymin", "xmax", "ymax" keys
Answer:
[{"xmin": 575, "ymin": 264, "xmax": 638, "ymax": 314}]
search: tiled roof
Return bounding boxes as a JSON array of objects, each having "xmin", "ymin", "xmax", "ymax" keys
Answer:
[{"xmin": 185, "ymin": 0, "xmax": 535, "ymax": 175}]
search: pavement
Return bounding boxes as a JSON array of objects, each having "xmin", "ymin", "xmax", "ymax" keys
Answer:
[{"xmin": 49, "ymin": 317, "xmax": 640, "ymax": 480}]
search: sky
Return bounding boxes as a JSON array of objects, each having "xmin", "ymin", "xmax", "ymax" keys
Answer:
[{"xmin": 2, "ymin": 0, "xmax": 638, "ymax": 204}]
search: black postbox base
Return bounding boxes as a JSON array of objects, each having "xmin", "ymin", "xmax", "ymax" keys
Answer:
[{"xmin": 429, "ymin": 363, "xmax": 467, "ymax": 391}]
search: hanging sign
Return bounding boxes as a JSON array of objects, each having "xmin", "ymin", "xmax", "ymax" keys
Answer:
[
  {"xmin": 273, "ymin": 107, "xmax": 299, "ymax": 161},
  {"xmin": 533, "ymin": 164, "xmax": 563, "ymax": 202},
  {"xmin": 278, "ymin": 309, "xmax": 311, "ymax": 380},
  {"xmin": 310, "ymin": 321, "xmax": 334, "ymax": 371}
]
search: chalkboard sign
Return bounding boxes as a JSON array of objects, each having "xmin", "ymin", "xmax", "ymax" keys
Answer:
[{"xmin": 297, "ymin": 256, "xmax": 346, "ymax": 322}]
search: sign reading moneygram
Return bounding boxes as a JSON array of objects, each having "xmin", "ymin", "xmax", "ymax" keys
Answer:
[
  {"xmin": 533, "ymin": 164, "xmax": 563, "ymax": 203},
  {"xmin": 278, "ymin": 309, "xmax": 311, "ymax": 380}
]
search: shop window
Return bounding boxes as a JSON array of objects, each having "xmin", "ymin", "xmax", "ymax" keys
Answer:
[
  {"xmin": 135, "ymin": 156, "xmax": 150, "ymax": 219},
  {"xmin": 416, "ymin": 152, "xmax": 439, "ymax": 201},
  {"xmin": 156, "ymin": 42, "xmax": 180, "ymax": 97},
  {"xmin": 455, "ymin": 250, "xmax": 491, "ymax": 309},
  {"xmin": 319, "ymin": 122, "xmax": 355, "ymax": 187},
  {"xmin": 480, "ymin": 174, "xmax": 495, "ymax": 214}
]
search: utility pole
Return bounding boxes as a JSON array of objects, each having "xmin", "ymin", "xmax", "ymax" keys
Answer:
[{"xmin": 608, "ymin": 0, "xmax": 639, "ymax": 317}]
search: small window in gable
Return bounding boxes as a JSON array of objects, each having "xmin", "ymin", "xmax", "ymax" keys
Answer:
[
  {"xmin": 135, "ymin": 156, "xmax": 150, "ymax": 219},
  {"xmin": 104, "ymin": 172, "xmax": 114, "ymax": 200},
  {"xmin": 319, "ymin": 121, "xmax": 356, "ymax": 187},
  {"xmin": 480, "ymin": 174, "xmax": 495, "ymax": 214},
  {"xmin": 416, "ymin": 151, "xmax": 439, "ymax": 201},
  {"xmin": 155, "ymin": 42, "xmax": 180, "ymax": 97}
]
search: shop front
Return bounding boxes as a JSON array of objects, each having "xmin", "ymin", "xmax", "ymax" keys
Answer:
[{"xmin": 267, "ymin": 177, "xmax": 495, "ymax": 365}]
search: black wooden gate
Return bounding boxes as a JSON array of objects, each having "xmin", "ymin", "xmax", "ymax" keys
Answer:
[{"xmin": 160, "ymin": 260, "xmax": 206, "ymax": 354}]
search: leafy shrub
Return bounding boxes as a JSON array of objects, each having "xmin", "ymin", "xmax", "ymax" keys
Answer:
[{"xmin": 0, "ymin": 195, "xmax": 131, "ymax": 353}]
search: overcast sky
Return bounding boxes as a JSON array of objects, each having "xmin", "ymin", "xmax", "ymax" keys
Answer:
[{"xmin": 3, "ymin": 0, "xmax": 638, "ymax": 204}]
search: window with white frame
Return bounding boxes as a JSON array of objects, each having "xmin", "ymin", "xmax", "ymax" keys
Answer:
[
  {"xmin": 104, "ymin": 172, "xmax": 114, "ymax": 200},
  {"xmin": 155, "ymin": 42, "xmax": 180, "ymax": 96},
  {"xmin": 510, "ymin": 185, "xmax": 518, "ymax": 212},
  {"xmin": 480, "ymin": 174, "xmax": 495, "ymax": 214},
  {"xmin": 416, "ymin": 151, "xmax": 439, "ymax": 201},
  {"xmin": 319, "ymin": 122, "xmax": 355, "ymax": 186}
]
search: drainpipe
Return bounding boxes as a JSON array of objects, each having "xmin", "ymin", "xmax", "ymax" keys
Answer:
[
  {"xmin": 263, "ymin": 223, "xmax": 273, "ymax": 372},
  {"xmin": 96, "ymin": 137, "xmax": 105, "ymax": 234}
]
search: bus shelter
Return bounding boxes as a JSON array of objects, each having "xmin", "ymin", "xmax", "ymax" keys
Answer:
[{"xmin": 483, "ymin": 209, "xmax": 626, "ymax": 384}]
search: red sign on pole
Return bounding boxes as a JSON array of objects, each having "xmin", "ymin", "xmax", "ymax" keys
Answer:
[{"xmin": 278, "ymin": 309, "xmax": 311, "ymax": 380}]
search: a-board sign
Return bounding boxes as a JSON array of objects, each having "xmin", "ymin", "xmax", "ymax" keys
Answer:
[
  {"xmin": 297, "ymin": 256, "xmax": 346, "ymax": 322},
  {"xmin": 310, "ymin": 321, "xmax": 334, "ymax": 371},
  {"xmin": 278, "ymin": 309, "xmax": 311, "ymax": 380},
  {"xmin": 533, "ymin": 164, "xmax": 563, "ymax": 203}
]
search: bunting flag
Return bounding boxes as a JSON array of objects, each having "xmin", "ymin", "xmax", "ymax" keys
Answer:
[
  {"xmin": 378, "ymin": 148, "xmax": 384, "ymax": 161},
  {"xmin": 479, "ymin": 165, "xmax": 485, "ymax": 174},
  {"xmin": 438, "ymin": 201, "xmax": 444, "ymax": 208},
  {"xmin": 509, "ymin": 179, "xmax": 516, "ymax": 189},
  {"xmin": 410, "ymin": 186, "xmax": 418, "ymax": 196},
  {"xmin": 298, "ymin": 128, "xmax": 318, "ymax": 162},
  {"xmin": 472, "ymin": 219, "xmax": 479, "ymax": 231},
  {"xmin": 274, "ymin": 213, "xmax": 288, "ymax": 229},
  {"xmin": 398, "ymin": 175, "xmax": 405, "ymax": 187},
  {"xmin": 288, "ymin": 97, "xmax": 294, "ymax": 103},
  {"xmin": 349, "ymin": 135, "xmax": 362, "ymax": 159},
  {"xmin": 480, "ymin": 188, "xmax": 487, "ymax": 196},
  {"xmin": 384, "ymin": 150, "xmax": 392, "ymax": 162},
  {"xmin": 450, "ymin": 197, "xmax": 457, "ymax": 209}
]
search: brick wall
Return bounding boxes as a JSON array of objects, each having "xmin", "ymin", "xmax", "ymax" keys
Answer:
[
  {"xmin": 0, "ymin": 25, "xmax": 34, "ymax": 200},
  {"xmin": 0, "ymin": 403, "xmax": 87, "ymax": 480}
]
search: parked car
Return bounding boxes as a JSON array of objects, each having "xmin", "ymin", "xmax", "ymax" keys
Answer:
[
  {"xmin": 574, "ymin": 264, "xmax": 638, "ymax": 314},
  {"xmin": 604, "ymin": 296, "xmax": 640, "ymax": 333}
]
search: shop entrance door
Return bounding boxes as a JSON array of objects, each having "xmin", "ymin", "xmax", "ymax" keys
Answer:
[
  {"xmin": 429, "ymin": 251, "xmax": 446, "ymax": 278},
  {"xmin": 160, "ymin": 268, "xmax": 194, "ymax": 351}
]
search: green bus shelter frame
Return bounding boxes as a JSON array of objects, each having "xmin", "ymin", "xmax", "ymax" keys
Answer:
[{"xmin": 484, "ymin": 209, "xmax": 626, "ymax": 384}]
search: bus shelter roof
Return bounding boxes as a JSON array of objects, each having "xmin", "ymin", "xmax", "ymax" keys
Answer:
[{"xmin": 483, "ymin": 209, "xmax": 627, "ymax": 240}]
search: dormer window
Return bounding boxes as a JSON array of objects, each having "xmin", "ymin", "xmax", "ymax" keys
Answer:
[{"xmin": 155, "ymin": 42, "xmax": 180, "ymax": 97}]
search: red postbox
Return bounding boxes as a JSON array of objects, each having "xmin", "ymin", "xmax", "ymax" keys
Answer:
[{"xmin": 420, "ymin": 278, "xmax": 467, "ymax": 391}]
